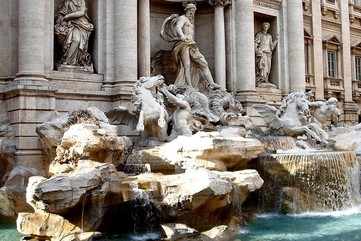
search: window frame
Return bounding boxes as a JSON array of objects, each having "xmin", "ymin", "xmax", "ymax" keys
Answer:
[
  {"xmin": 327, "ymin": 50, "xmax": 338, "ymax": 78},
  {"xmin": 355, "ymin": 55, "xmax": 361, "ymax": 81}
]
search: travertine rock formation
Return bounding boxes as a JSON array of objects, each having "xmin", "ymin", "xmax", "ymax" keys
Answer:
[
  {"xmin": 17, "ymin": 211, "xmax": 100, "ymax": 241},
  {"xmin": 0, "ymin": 119, "xmax": 16, "ymax": 185},
  {"xmin": 0, "ymin": 119, "xmax": 36, "ymax": 218},
  {"xmin": 18, "ymin": 107, "xmax": 266, "ymax": 240},
  {"xmin": 0, "ymin": 166, "xmax": 40, "ymax": 217},
  {"xmin": 52, "ymin": 123, "xmax": 131, "ymax": 174},
  {"xmin": 36, "ymin": 107, "xmax": 131, "ymax": 175},
  {"xmin": 36, "ymin": 107, "xmax": 111, "ymax": 162},
  {"xmin": 23, "ymin": 159, "xmax": 263, "ymax": 232},
  {"xmin": 131, "ymin": 131, "xmax": 265, "ymax": 173},
  {"xmin": 161, "ymin": 223, "xmax": 237, "ymax": 241}
]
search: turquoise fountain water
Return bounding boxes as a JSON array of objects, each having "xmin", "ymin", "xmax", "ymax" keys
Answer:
[
  {"xmin": 238, "ymin": 209, "xmax": 361, "ymax": 241},
  {"xmin": 3, "ymin": 211, "xmax": 361, "ymax": 241},
  {"xmin": 0, "ymin": 219, "xmax": 21, "ymax": 241}
]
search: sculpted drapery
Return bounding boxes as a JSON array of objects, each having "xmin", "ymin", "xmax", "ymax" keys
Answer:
[
  {"xmin": 161, "ymin": 4, "xmax": 220, "ymax": 90},
  {"xmin": 55, "ymin": 0, "xmax": 94, "ymax": 72},
  {"xmin": 255, "ymin": 22, "xmax": 278, "ymax": 86}
]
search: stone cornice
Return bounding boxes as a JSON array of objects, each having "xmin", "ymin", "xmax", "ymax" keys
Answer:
[{"xmin": 254, "ymin": 0, "xmax": 282, "ymax": 10}]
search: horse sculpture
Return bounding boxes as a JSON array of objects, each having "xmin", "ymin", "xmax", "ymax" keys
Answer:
[
  {"xmin": 133, "ymin": 75, "xmax": 169, "ymax": 142},
  {"xmin": 253, "ymin": 92, "xmax": 329, "ymax": 144}
]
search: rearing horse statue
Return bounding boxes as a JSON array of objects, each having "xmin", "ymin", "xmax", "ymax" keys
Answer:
[
  {"xmin": 133, "ymin": 75, "xmax": 169, "ymax": 142},
  {"xmin": 253, "ymin": 92, "xmax": 329, "ymax": 145}
]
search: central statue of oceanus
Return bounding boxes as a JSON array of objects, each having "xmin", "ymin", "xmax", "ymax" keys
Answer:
[{"xmin": 160, "ymin": 3, "xmax": 220, "ymax": 90}]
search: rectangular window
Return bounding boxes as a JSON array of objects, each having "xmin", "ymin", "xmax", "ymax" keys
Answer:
[
  {"xmin": 355, "ymin": 56, "xmax": 361, "ymax": 81},
  {"xmin": 327, "ymin": 0, "xmax": 336, "ymax": 4},
  {"xmin": 327, "ymin": 51, "xmax": 337, "ymax": 78}
]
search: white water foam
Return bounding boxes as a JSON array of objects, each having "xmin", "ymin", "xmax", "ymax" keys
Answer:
[
  {"xmin": 128, "ymin": 233, "xmax": 160, "ymax": 240},
  {"xmin": 256, "ymin": 205, "xmax": 361, "ymax": 219},
  {"xmin": 288, "ymin": 205, "xmax": 361, "ymax": 218}
]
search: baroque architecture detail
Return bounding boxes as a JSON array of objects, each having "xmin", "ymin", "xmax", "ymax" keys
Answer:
[
  {"xmin": 55, "ymin": 0, "xmax": 94, "ymax": 72},
  {"xmin": 255, "ymin": 22, "xmax": 278, "ymax": 87},
  {"xmin": 2, "ymin": 0, "xmax": 361, "ymax": 240},
  {"xmin": 161, "ymin": 3, "xmax": 220, "ymax": 90}
]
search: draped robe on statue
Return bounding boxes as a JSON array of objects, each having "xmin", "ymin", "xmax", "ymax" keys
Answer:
[
  {"xmin": 55, "ymin": 0, "xmax": 94, "ymax": 70},
  {"xmin": 161, "ymin": 14, "xmax": 211, "ymax": 89}
]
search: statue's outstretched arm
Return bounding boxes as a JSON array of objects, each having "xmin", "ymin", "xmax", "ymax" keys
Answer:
[
  {"xmin": 308, "ymin": 101, "xmax": 323, "ymax": 108},
  {"xmin": 161, "ymin": 87, "xmax": 189, "ymax": 109}
]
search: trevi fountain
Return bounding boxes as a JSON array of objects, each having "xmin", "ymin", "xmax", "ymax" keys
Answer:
[{"xmin": 0, "ymin": 0, "xmax": 361, "ymax": 241}]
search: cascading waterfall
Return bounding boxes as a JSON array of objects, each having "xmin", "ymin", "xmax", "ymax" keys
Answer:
[
  {"xmin": 129, "ymin": 182, "xmax": 160, "ymax": 234},
  {"xmin": 257, "ymin": 151, "xmax": 361, "ymax": 213}
]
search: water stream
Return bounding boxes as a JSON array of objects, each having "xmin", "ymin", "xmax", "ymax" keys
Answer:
[{"xmin": 257, "ymin": 151, "xmax": 361, "ymax": 213}]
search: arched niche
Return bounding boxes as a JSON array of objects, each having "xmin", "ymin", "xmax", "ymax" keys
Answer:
[
  {"xmin": 254, "ymin": 12, "xmax": 279, "ymax": 88},
  {"xmin": 150, "ymin": 1, "xmax": 215, "ymax": 84},
  {"xmin": 52, "ymin": 0, "xmax": 104, "ymax": 75}
]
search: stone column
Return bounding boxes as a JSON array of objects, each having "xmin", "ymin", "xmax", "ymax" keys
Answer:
[
  {"xmin": 225, "ymin": 4, "xmax": 236, "ymax": 91},
  {"xmin": 16, "ymin": 0, "xmax": 47, "ymax": 83},
  {"xmin": 114, "ymin": 1, "xmax": 138, "ymax": 87},
  {"xmin": 234, "ymin": 0, "xmax": 256, "ymax": 92},
  {"xmin": 287, "ymin": 0, "xmax": 306, "ymax": 92},
  {"xmin": 211, "ymin": 0, "xmax": 230, "ymax": 89},
  {"xmin": 340, "ymin": 0, "xmax": 352, "ymax": 103},
  {"xmin": 340, "ymin": 0, "xmax": 358, "ymax": 123},
  {"xmin": 103, "ymin": 0, "xmax": 115, "ymax": 90},
  {"xmin": 312, "ymin": 0, "xmax": 324, "ymax": 100},
  {"xmin": 138, "ymin": 0, "xmax": 151, "ymax": 77}
]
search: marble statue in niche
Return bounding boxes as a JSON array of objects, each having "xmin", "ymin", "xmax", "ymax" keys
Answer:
[
  {"xmin": 161, "ymin": 3, "xmax": 220, "ymax": 90},
  {"xmin": 255, "ymin": 22, "xmax": 278, "ymax": 87},
  {"xmin": 55, "ymin": 0, "xmax": 94, "ymax": 73}
]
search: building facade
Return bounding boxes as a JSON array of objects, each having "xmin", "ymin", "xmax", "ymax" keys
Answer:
[
  {"xmin": 0, "ymin": 0, "xmax": 359, "ymax": 167},
  {"xmin": 303, "ymin": 0, "xmax": 360, "ymax": 123}
]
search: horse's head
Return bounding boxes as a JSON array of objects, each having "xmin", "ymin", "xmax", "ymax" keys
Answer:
[
  {"xmin": 279, "ymin": 92, "xmax": 309, "ymax": 115},
  {"xmin": 295, "ymin": 95, "xmax": 309, "ymax": 113},
  {"xmin": 138, "ymin": 75, "xmax": 165, "ymax": 90}
]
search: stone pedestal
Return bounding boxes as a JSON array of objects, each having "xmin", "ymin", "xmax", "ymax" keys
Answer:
[
  {"xmin": 57, "ymin": 65, "xmax": 94, "ymax": 74},
  {"xmin": 236, "ymin": 91, "xmax": 261, "ymax": 109},
  {"xmin": 256, "ymin": 85, "xmax": 283, "ymax": 104}
]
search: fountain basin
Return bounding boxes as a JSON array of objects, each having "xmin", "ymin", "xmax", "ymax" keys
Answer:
[{"xmin": 256, "ymin": 151, "xmax": 361, "ymax": 213}]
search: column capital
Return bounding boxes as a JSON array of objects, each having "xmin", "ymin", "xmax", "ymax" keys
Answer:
[{"xmin": 209, "ymin": 0, "xmax": 231, "ymax": 8}]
